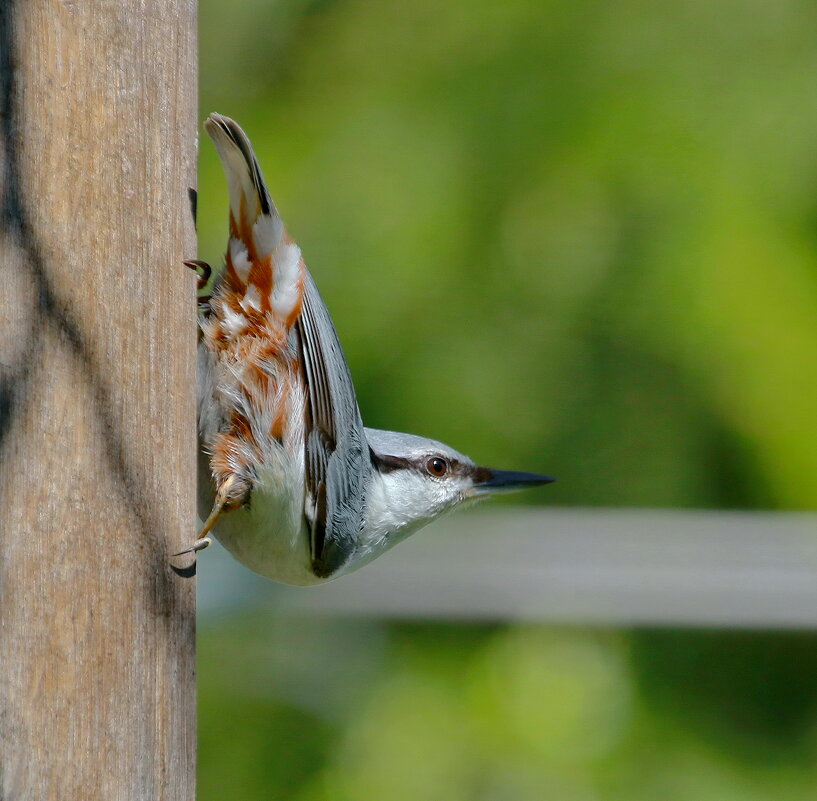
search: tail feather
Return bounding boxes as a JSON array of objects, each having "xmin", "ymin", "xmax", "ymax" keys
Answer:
[
  {"xmin": 205, "ymin": 113, "xmax": 304, "ymax": 328},
  {"xmin": 205, "ymin": 113, "xmax": 275, "ymax": 223}
]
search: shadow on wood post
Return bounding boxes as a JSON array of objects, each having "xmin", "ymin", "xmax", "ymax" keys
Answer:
[{"xmin": 0, "ymin": 1, "xmax": 198, "ymax": 798}]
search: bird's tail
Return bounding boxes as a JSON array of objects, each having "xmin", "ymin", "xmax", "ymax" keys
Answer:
[{"xmin": 204, "ymin": 113, "xmax": 304, "ymax": 326}]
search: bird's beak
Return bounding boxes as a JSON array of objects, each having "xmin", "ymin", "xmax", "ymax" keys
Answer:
[{"xmin": 472, "ymin": 467, "xmax": 555, "ymax": 494}]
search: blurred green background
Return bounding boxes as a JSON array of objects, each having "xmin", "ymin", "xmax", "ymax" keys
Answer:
[{"xmin": 197, "ymin": 0, "xmax": 817, "ymax": 798}]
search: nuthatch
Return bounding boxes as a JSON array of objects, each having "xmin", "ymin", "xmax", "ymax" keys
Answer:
[{"xmin": 178, "ymin": 114, "xmax": 553, "ymax": 585}]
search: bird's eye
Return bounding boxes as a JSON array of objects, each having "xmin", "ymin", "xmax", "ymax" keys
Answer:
[{"xmin": 426, "ymin": 457, "xmax": 448, "ymax": 477}]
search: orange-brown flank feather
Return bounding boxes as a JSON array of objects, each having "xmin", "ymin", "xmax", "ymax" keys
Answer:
[{"xmin": 201, "ymin": 196, "xmax": 306, "ymax": 509}]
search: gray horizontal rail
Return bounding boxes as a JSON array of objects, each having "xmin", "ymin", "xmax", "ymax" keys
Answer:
[{"xmin": 197, "ymin": 507, "xmax": 817, "ymax": 628}]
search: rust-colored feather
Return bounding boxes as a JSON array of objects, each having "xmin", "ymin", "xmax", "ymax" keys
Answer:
[{"xmin": 199, "ymin": 116, "xmax": 307, "ymax": 509}]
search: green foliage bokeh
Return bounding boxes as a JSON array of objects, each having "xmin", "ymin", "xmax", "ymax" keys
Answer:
[{"xmin": 198, "ymin": 0, "xmax": 817, "ymax": 798}]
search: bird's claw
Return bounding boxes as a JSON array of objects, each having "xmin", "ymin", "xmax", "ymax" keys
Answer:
[
  {"xmin": 184, "ymin": 259, "xmax": 212, "ymax": 291},
  {"xmin": 170, "ymin": 477, "xmax": 234, "ymax": 572},
  {"xmin": 171, "ymin": 536, "xmax": 212, "ymax": 558}
]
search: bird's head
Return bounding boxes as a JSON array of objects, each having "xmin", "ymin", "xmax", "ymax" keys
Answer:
[{"xmin": 362, "ymin": 428, "xmax": 554, "ymax": 546}]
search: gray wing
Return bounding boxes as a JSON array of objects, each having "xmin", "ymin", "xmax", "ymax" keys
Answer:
[{"xmin": 296, "ymin": 272, "xmax": 369, "ymax": 578}]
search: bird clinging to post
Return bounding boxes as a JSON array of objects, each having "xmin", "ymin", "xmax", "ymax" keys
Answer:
[{"xmin": 179, "ymin": 113, "xmax": 553, "ymax": 586}]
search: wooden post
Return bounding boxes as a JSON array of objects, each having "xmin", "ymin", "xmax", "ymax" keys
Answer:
[{"xmin": 0, "ymin": 1, "xmax": 197, "ymax": 799}]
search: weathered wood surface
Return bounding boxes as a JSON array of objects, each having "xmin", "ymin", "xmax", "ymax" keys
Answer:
[{"xmin": 0, "ymin": 2, "xmax": 197, "ymax": 799}]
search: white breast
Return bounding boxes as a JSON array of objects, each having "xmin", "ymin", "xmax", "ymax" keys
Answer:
[
  {"xmin": 196, "ymin": 407, "xmax": 324, "ymax": 586},
  {"xmin": 204, "ymin": 446, "xmax": 326, "ymax": 586}
]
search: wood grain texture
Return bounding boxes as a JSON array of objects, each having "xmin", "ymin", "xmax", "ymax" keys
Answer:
[{"xmin": 0, "ymin": 1, "xmax": 197, "ymax": 799}]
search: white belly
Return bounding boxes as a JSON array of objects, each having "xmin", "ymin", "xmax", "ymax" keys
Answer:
[{"xmin": 198, "ymin": 446, "xmax": 325, "ymax": 586}]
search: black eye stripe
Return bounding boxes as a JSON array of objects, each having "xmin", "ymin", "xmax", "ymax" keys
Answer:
[
  {"xmin": 371, "ymin": 449, "xmax": 468, "ymax": 478},
  {"xmin": 370, "ymin": 451, "xmax": 413, "ymax": 473}
]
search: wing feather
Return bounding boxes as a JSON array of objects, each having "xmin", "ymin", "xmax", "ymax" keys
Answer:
[{"xmin": 297, "ymin": 273, "xmax": 368, "ymax": 577}]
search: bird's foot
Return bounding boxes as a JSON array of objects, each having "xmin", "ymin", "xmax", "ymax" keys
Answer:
[
  {"xmin": 184, "ymin": 258, "xmax": 212, "ymax": 291},
  {"xmin": 169, "ymin": 476, "xmax": 237, "ymax": 571},
  {"xmin": 171, "ymin": 536, "xmax": 212, "ymax": 558},
  {"xmin": 185, "ymin": 259, "xmax": 213, "ymax": 314}
]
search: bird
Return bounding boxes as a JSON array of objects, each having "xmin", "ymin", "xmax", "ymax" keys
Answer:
[{"xmin": 179, "ymin": 113, "xmax": 554, "ymax": 586}]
